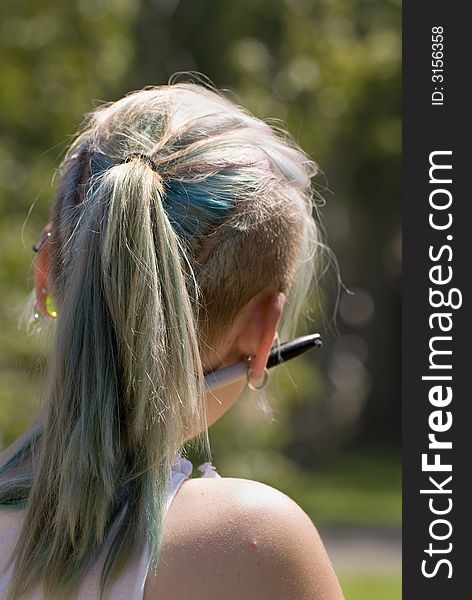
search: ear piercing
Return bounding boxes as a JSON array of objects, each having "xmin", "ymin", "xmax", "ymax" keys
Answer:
[
  {"xmin": 32, "ymin": 231, "xmax": 51, "ymax": 253},
  {"xmin": 43, "ymin": 287, "xmax": 57, "ymax": 318},
  {"xmin": 33, "ymin": 301, "xmax": 40, "ymax": 321},
  {"xmin": 246, "ymin": 354, "xmax": 269, "ymax": 391},
  {"xmin": 32, "ymin": 231, "xmax": 57, "ymax": 319},
  {"xmin": 33, "ymin": 287, "xmax": 57, "ymax": 319}
]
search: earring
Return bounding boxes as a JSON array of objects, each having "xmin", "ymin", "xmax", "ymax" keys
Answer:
[
  {"xmin": 33, "ymin": 301, "xmax": 41, "ymax": 321},
  {"xmin": 32, "ymin": 230, "xmax": 51, "ymax": 253},
  {"xmin": 246, "ymin": 354, "xmax": 269, "ymax": 391},
  {"xmin": 42, "ymin": 286, "xmax": 57, "ymax": 318}
]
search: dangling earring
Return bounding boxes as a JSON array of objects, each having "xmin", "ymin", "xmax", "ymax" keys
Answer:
[
  {"xmin": 246, "ymin": 354, "xmax": 269, "ymax": 391},
  {"xmin": 42, "ymin": 287, "xmax": 57, "ymax": 318}
]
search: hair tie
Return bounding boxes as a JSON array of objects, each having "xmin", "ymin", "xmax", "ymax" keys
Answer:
[{"xmin": 124, "ymin": 152, "xmax": 159, "ymax": 172}]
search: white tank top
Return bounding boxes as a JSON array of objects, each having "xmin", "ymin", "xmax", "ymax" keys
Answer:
[{"xmin": 0, "ymin": 456, "xmax": 219, "ymax": 599}]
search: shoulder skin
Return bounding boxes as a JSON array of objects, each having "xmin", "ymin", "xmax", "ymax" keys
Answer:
[{"xmin": 144, "ymin": 477, "xmax": 345, "ymax": 600}]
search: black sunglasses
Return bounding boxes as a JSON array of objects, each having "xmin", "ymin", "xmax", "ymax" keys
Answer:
[{"xmin": 204, "ymin": 333, "xmax": 323, "ymax": 390}]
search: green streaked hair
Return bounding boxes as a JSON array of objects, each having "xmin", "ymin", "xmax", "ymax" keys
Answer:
[{"xmin": 0, "ymin": 79, "xmax": 330, "ymax": 599}]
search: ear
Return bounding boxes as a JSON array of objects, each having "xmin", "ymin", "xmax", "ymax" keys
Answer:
[
  {"xmin": 234, "ymin": 290, "xmax": 286, "ymax": 384},
  {"xmin": 34, "ymin": 225, "xmax": 52, "ymax": 315}
]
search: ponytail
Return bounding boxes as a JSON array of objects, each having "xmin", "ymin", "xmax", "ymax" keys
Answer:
[{"xmin": 2, "ymin": 156, "xmax": 207, "ymax": 599}]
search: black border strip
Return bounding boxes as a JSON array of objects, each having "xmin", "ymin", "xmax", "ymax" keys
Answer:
[{"xmin": 403, "ymin": 3, "xmax": 470, "ymax": 597}]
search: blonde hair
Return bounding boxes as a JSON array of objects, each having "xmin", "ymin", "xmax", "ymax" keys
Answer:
[{"xmin": 0, "ymin": 80, "xmax": 327, "ymax": 599}]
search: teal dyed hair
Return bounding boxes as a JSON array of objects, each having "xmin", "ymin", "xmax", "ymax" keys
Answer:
[{"xmin": 0, "ymin": 80, "xmax": 332, "ymax": 599}]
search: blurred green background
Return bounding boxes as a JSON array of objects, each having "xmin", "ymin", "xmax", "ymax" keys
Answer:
[{"xmin": 0, "ymin": 0, "xmax": 401, "ymax": 597}]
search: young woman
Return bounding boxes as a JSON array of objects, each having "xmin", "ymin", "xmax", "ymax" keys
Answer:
[{"xmin": 0, "ymin": 80, "xmax": 344, "ymax": 599}]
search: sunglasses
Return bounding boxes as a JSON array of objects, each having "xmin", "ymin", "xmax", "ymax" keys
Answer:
[{"xmin": 204, "ymin": 333, "xmax": 323, "ymax": 390}]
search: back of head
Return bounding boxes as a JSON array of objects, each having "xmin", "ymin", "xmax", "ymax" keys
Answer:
[
  {"xmin": 0, "ymin": 80, "xmax": 324, "ymax": 599},
  {"xmin": 51, "ymin": 82, "xmax": 320, "ymax": 346}
]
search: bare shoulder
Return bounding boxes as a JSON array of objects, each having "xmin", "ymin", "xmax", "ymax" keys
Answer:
[{"xmin": 144, "ymin": 477, "xmax": 344, "ymax": 600}]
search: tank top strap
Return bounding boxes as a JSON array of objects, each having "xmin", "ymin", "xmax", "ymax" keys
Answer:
[
  {"xmin": 165, "ymin": 455, "xmax": 221, "ymax": 510},
  {"xmin": 136, "ymin": 456, "xmax": 219, "ymax": 599},
  {"xmin": 165, "ymin": 455, "xmax": 194, "ymax": 511}
]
